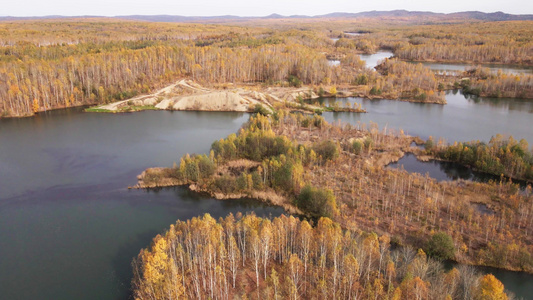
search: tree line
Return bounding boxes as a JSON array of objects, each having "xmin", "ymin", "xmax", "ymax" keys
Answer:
[
  {"xmin": 1, "ymin": 21, "xmax": 347, "ymax": 117},
  {"xmin": 133, "ymin": 213, "xmax": 508, "ymax": 300}
]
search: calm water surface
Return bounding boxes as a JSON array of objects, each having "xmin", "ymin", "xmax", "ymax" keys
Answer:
[
  {"xmin": 387, "ymin": 154, "xmax": 530, "ymax": 193},
  {"xmin": 360, "ymin": 51, "xmax": 393, "ymax": 69},
  {"xmin": 387, "ymin": 153, "xmax": 503, "ymax": 183},
  {"xmin": 361, "ymin": 51, "xmax": 532, "ymax": 75},
  {"xmin": 0, "ymin": 109, "xmax": 284, "ymax": 300},
  {"xmin": 409, "ymin": 61, "xmax": 533, "ymax": 75},
  {"xmin": 315, "ymin": 90, "xmax": 533, "ymax": 143}
]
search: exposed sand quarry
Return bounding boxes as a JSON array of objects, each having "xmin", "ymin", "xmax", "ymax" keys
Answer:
[{"xmin": 94, "ymin": 79, "xmax": 276, "ymax": 113}]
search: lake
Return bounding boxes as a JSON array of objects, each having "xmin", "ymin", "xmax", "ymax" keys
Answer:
[
  {"xmin": 314, "ymin": 90, "xmax": 533, "ymax": 143},
  {"xmin": 0, "ymin": 109, "xmax": 284, "ymax": 300}
]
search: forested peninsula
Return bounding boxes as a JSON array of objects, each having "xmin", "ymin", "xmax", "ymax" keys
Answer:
[{"xmin": 135, "ymin": 112, "xmax": 533, "ymax": 278}]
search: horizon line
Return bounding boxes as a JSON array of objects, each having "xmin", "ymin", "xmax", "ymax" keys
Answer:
[{"xmin": 2, "ymin": 9, "xmax": 533, "ymax": 19}]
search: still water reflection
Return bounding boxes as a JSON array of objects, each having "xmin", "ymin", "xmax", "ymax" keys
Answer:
[
  {"xmin": 315, "ymin": 90, "xmax": 533, "ymax": 143},
  {"xmin": 0, "ymin": 109, "xmax": 284, "ymax": 300}
]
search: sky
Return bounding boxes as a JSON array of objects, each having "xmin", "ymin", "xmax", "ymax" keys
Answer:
[{"xmin": 2, "ymin": 0, "xmax": 532, "ymax": 17}]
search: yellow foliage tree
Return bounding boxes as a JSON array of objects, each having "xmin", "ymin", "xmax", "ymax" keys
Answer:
[
  {"xmin": 475, "ymin": 274, "xmax": 508, "ymax": 300},
  {"xmin": 32, "ymin": 98, "xmax": 39, "ymax": 114}
]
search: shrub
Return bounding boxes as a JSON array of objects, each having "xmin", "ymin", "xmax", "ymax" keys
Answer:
[
  {"xmin": 369, "ymin": 86, "xmax": 382, "ymax": 95},
  {"xmin": 185, "ymin": 161, "xmax": 199, "ymax": 182},
  {"xmin": 352, "ymin": 140, "xmax": 363, "ymax": 154},
  {"xmin": 297, "ymin": 185, "xmax": 338, "ymax": 217},
  {"xmin": 424, "ymin": 137, "xmax": 434, "ymax": 151},
  {"xmin": 313, "ymin": 115, "xmax": 325, "ymax": 128},
  {"xmin": 364, "ymin": 137, "xmax": 373, "ymax": 149},
  {"xmin": 251, "ymin": 171, "xmax": 263, "ymax": 190},
  {"xmin": 313, "ymin": 140, "xmax": 339, "ymax": 161},
  {"xmin": 197, "ymin": 155, "xmax": 215, "ymax": 179},
  {"xmin": 253, "ymin": 104, "xmax": 271, "ymax": 115},
  {"xmin": 300, "ymin": 117, "xmax": 311, "ymax": 128},
  {"xmin": 425, "ymin": 232, "xmax": 455, "ymax": 260},
  {"xmin": 355, "ymin": 74, "xmax": 368, "ymax": 85},
  {"xmin": 212, "ymin": 175, "xmax": 237, "ymax": 194},
  {"xmin": 414, "ymin": 92, "xmax": 428, "ymax": 101},
  {"xmin": 236, "ymin": 173, "xmax": 248, "ymax": 191},
  {"xmin": 288, "ymin": 75, "xmax": 302, "ymax": 87},
  {"xmin": 272, "ymin": 161, "xmax": 295, "ymax": 192}
]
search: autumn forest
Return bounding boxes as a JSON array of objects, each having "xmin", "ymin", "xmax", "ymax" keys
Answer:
[
  {"xmin": 1, "ymin": 19, "xmax": 532, "ymax": 117},
  {"xmin": 1, "ymin": 13, "xmax": 533, "ymax": 300}
]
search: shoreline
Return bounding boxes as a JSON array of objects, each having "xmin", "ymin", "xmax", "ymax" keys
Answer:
[
  {"xmin": 1, "ymin": 80, "xmax": 449, "ymax": 119},
  {"xmin": 415, "ymin": 153, "xmax": 533, "ymax": 185},
  {"xmin": 401, "ymin": 58, "xmax": 533, "ymax": 68},
  {"xmin": 386, "ymin": 147, "xmax": 533, "ymax": 185},
  {"xmin": 18, "ymin": 78, "xmax": 533, "ymax": 119},
  {"xmin": 130, "ymin": 167, "xmax": 304, "ymax": 216}
]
